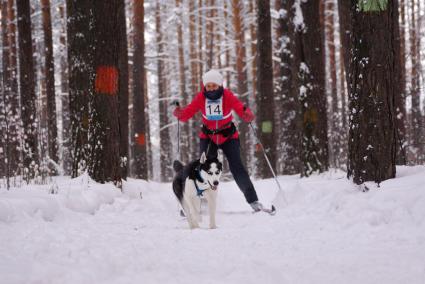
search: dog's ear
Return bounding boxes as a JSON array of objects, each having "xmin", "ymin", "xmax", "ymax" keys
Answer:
[{"xmin": 200, "ymin": 152, "xmax": 207, "ymax": 164}]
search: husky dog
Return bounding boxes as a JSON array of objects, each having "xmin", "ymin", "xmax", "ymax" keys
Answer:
[{"xmin": 173, "ymin": 152, "xmax": 223, "ymax": 229}]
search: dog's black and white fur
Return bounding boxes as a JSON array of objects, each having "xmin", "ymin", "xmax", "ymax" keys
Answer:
[{"xmin": 173, "ymin": 152, "xmax": 223, "ymax": 229}]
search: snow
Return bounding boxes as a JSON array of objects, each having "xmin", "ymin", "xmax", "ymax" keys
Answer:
[{"xmin": 1, "ymin": 166, "xmax": 425, "ymax": 284}]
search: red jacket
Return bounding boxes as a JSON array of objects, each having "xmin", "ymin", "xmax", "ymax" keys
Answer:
[{"xmin": 174, "ymin": 89, "xmax": 250, "ymax": 145}]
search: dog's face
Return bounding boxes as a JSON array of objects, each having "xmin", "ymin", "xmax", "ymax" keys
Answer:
[{"xmin": 199, "ymin": 152, "xmax": 223, "ymax": 191}]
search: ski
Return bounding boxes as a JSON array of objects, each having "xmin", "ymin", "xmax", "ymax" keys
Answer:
[{"xmin": 253, "ymin": 205, "xmax": 276, "ymax": 216}]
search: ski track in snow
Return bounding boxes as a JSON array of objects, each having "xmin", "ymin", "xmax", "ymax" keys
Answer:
[{"xmin": 1, "ymin": 166, "xmax": 425, "ymax": 284}]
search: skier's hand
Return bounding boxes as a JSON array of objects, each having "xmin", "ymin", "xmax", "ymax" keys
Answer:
[
  {"xmin": 173, "ymin": 106, "xmax": 182, "ymax": 118},
  {"xmin": 242, "ymin": 107, "xmax": 255, "ymax": 122}
]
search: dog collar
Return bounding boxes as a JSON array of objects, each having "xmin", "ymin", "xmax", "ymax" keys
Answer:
[{"xmin": 194, "ymin": 179, "xmax": 206, "ymax": 197}]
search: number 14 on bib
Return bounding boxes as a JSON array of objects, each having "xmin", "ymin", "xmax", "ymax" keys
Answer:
[{"xmin": 205, "ymin": 98, "xmax": 223, "ymax": 120}]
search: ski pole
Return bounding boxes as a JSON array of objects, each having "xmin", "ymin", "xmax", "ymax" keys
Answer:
[
  {"xmin": 177, "ymin": 103, "xmax": 180, "ymax": 155},
  {"xmin": 248, "ymin": 121, "xmax": 283, "ymax": 193},
  {"xmin": 172, "ymin": 101, "xmax": 180, "ymax": 156}
]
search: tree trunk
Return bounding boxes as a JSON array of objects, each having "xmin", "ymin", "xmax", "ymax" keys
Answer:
[
  {"xmin": 293, "ymin": 0, "xmax": 328, "ymax": 177},
  {"xmin": 278, "ymin": 0, "xmax": 300, "ymax": 175},
  {"xmin": 347, "ymin": 0, "xmax": 397, "ymax": 185},
  {"xmin": 232, "ymin": 0, "xmax": 250, "ymax": 168},
  {"xmin": 189, "ymin": 0, "xmax": 198, "ymax": 96},
  {"xmin": 66, "ymin": 0, "xmax": 93, "ymax": 178},
  {"xmin": 223, "ymin": 0, "xmax": 231, "ymax": 86},
  {"xmin": 409, "ymin": 0, "xmax": 423, "ymax": 163},
  {"xmin": 393, "ymin": 0, "xmax": 406, "ymax": 164},
  {"xmin": 205, "ymin": 0, "xmax": 215, "ymax": 69},
  {"xmin": 197, "ymin": 0, "xmax": 204, "ymax": 84},
  {"xmin": 249, "ymin": 0, "xmax": 257, "ymax": 99},
  {"xmin": 132, "ymin": 0, "xmax": 148, "ymax": 180},
  {"xmin": 156, "ymin": 0, "xmax": 172, "ymax": 181},
  {"xmin": 118, "ymin": 1, "xmax": 129, "ymax": 179},
  {"xmin": 1, "ymin": 0, "xmax": 18, "ymax": 178},
  {"xmin": 175, "ymin": 0, "xmax": 190, "ymax": 162},
  {"xmin": 89, "ymin": 1, "xmax": 124, "ymax": 185},
  {"xmin": 337, "ymin": 0, "xmax": 351, "ymax": 95},
  {"xmin": 255, "ymin": 0, "xmax": 276, "ymax": 178},
  {"xmin": 59, "ymin": 4, "xmax": 71, "ymax": 175},
  {"xmin": 41, "ymin": 0, "xmax": 58, "ymax": 171},
  {"xmin": 325, "ymin": 0, "xmax": 341, "ymax": 168},
  {"xmin": 189, "ymin": 0, "xmax": 199, "ymax": 160},
  {"xmin": 16, "ymin": 0, "xmax": 39, "ymax": 179}
]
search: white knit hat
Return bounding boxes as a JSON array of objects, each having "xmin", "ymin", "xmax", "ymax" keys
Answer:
[{"xmin": 202, "ymin": 69, "xmax": 223, "ymax": 86}]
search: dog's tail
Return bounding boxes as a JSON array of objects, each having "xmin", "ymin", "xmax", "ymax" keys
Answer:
[{"xmin": 173, "ymin": 160, "xmax": 184, "ymax": 173}]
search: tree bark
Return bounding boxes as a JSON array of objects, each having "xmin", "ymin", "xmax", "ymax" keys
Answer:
[
  {"xmin": 156, "ymin": 0, "xmax": 172, "ymax": 181},
  {"xmin": 1, "ymin": 0, "xmax": 20, "ymax": 177},
  {"xmin": 278, "ymin": 0, "xmax": 300, "ymax": 175},
  {"xmin": 16, "ymin": 0, "xmax": 39, "ymax": 179},
  {"xmin": 393, "ymin": 0, "xmax": 406, "ymax": 164},
  {"xmin": 293, "ymin": 0, "xmax": 328, "ymax": 177},
  {"xmin": 409, "ymin": 0, "xmax": 423, "ymax": 163},
  {"xmin": 232, "ymin": 0, "xmax": 250, "ymax": 167},
  {"xmin": 249, "ymin": 0, "xmax": 257, "ymax": 99},
  {"xmin": 347, "ymin": 0, "xmax": 397, "ymax": 184},
  {"xmin": 66, "ymin": 0, "xmax": 93, "ymax": 177},
  {"xmin": 41, "ymin": 0, "xmax": 59, "ymax": 170},
  {"xmin": 118, "ymin": 1, "xmax": 129, "ymax": 179},
  {"xmin": 325, "ymin": 0, "xmax": 342, "ymax": 168},
  {"xmin": 88, "ymin": 1, "xmax": 123, "ymax": 185},
  {"xmin": 132, "ymin": 0, "xmax": 148, "ymax": 180},
  {"xmin": 175, "ymin": 0, "xmax": 190, "ymax": 162},
  {"xmin": 205, "ymin": 0, "xmax": 215, "ymax": 69},
  {"xmin": 59, "ymin": 4, "xmax": 71, "ymax": 175},
  {"xmin": 255, "ymin": 0, "xmax": 276, "ymax": 178}
]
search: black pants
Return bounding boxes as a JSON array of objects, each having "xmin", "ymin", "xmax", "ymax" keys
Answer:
[{"xmin": 200, "ymin": 138, "xmax": 258, "ymax": 204}]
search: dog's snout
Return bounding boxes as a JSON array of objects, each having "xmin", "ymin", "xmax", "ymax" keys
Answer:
[{"xmin": 213, "ymin": 181, "xmax": 219, "ymax": 186}]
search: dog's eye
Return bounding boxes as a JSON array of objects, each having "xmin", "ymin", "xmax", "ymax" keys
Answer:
[
  {"xmin": 208, "ymin": 171, "xmax": 213, "ymax": 175},
  {"xmin": 215, "ymin": 171, "xmax": 220, "ymax": 175}
]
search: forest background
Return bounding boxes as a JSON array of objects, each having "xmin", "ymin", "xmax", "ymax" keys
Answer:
[{"xmin": 0, "ymin": 0, "xmax": 424, "ymax": 188}]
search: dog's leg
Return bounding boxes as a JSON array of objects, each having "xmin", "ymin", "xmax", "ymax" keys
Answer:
[
  {"xmin": 184, "ymin": 195, "xmax": 199, "ymax": 229},
  {"xmin": 206, "ymin": 190, "xmax": 218, "ymax": 229},
  {"xmin": 194, "ymin": 196, "xmax": 202, "ymax": 223},
  {"xmin": 187, "ymin": 197, "xmax": 200, "ymax": 229}
]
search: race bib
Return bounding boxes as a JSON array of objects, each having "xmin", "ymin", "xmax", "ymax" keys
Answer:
[{"xmin": 205, "ymin": 98, "xmax": 223, "ymax": 120}]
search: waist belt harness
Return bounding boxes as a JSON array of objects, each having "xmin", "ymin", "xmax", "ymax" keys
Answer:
[{"xmin": 202, "ymin": 122, "xmax": 236, "ymax": 137}]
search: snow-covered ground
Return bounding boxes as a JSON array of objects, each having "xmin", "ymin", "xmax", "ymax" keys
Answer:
[{"xmin": 1, "ymin": 166, "xmax": 425, "ymax": 284}]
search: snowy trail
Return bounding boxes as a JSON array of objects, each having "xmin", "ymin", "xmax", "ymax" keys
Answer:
[{"xmin": 1, "ymin": 167, "xmax": 425, "ymax": 284}]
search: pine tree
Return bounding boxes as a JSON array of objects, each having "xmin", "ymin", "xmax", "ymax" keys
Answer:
[
  {"xmin": 232, "ymin": 0, "xmax": 250, "ymax": 167},
  {"xmin": 347, "ymin": 0, "xmax": 397, "ymax": 184},
  {"xmin": 175, "ymin": 0, "xmax": 190, "ymax": 162},
  {"xmin": 118, "ymin": 0, "xmax": 129, "ymax": 179},
  {"xmin": 277, "ymin": 0, "xmax": 300, "ymax": 175},
  {"xmin": 59, "ymin": 4, "xmax": 71, "ymax": 175},
  {"xmin": 66, "ymin": 0, "xmax": 93, "ymax": 178},
  {"xmin": 293, "ymin": 0, "xmax": 328, "ymax": 177},
  {"xmin": 16, "ymin": 0, "xmax": 39, "ymax": 180},
  {"xmin": 132, "ymin": 0, "xmax": 148, "ymax": 180},
  {"xmin": 41, "ymin": 0, "xmax": 59, "ymax": 171},
  {"xmin": 255, "ymin": 0, "xmax": 276, "ymax": 178},
  {"xmin": 409, "ymin": 0, "xmax": 423, "ymax": 163},
  {"xmin": 88, "ymin": 1, "xmax": 124, "ymax": 185},
  {"xmin": 156, "ymin": 0, "xmax": 172, "ymax": 182},
  {"xmin": 393, "ymin": 0, "xmax": 407, "ymax": 164}
]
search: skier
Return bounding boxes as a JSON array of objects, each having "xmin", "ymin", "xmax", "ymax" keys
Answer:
[{"xmin": 173, "ymin": 69, "xmax": 264, "ymax": 212}]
